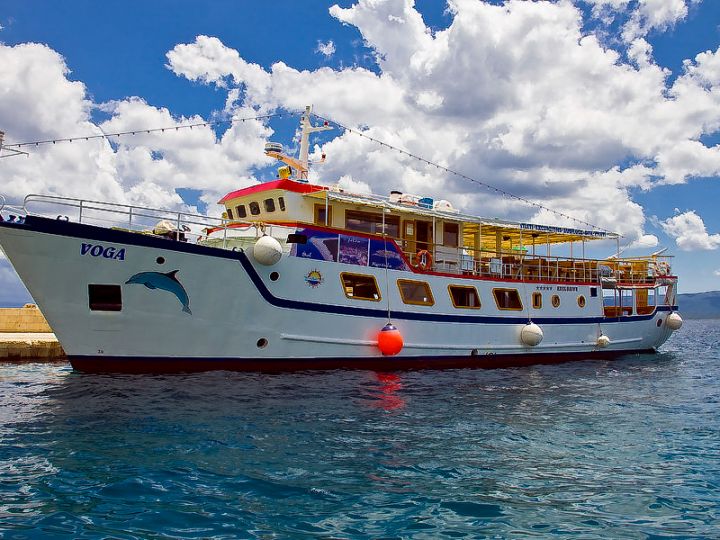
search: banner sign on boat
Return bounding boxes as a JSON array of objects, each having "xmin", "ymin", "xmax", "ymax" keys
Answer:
[{"xmin": 291, "ymin": 227, "xmax": 409, "ymax": 270}]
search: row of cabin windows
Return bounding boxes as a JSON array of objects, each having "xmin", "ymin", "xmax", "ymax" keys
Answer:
[
  {"xmin": 226, "ymin": 197, "xmax": 286, "ymax": 220},
  {"xmin": 340, "ymin": 274, "xmax": 588, "ymax": 310},
  {"xmin": 342, "ymin": 209, "xmax": 460, "ymax": 248},
  {"xmin": 87, "ymin": 280, "xmax": 589, "ymax": 313}
]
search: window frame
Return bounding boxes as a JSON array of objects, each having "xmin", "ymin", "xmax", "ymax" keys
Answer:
[
  {"xmin": 263, "ymin": 198, "xmax": 276, "ymax": 213},
  {"xmin": 448, "ymin": 284, "xmax": 481, "ymax": 309},
  {"xmin": 397, "ymin": 279, "xmax": 435, "ymax": 306},
  {"xmin": 443, "ymin": 222, "xmax": 459, "ymax": 248},
  {"xmin": 577, "ymin": 295, "xmax": 586, "ymax": 308},
  {"xmin": 314, "ymin": 203, "xmax": 333, "ymax": 226},
  {"xmin": 278, "ymin": 197, "xmax": 286, "ymax": 211},
  {"xmin": 249, "ymin": 201, "xmax": 261, "ymax": 216},
  {"xmin": 492, "ymin": 288, "xmax": 524, "ymax": 311},
  {"xmin": 236, "ymin": 205, "xmax": 247, "ymax": 219},
  {"xmin": 340, "ymin": 272, "xmax": 382, "ymax": 302},
  {"xmin": 345, "ymin": 209, "xmax": 400, "ymax": 238},
  {"xmin": 532, "ymin": 292, "xmax": 543, "ymax": 309},
  {"xmin": 551, "ymin": 294, "xmax": 561, "ymax": 308},
  {"xmin": 88, "ymin": 284, "xmax": 122, "ymax": 312}
]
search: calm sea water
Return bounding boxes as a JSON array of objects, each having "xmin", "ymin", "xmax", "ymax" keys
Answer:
[{"xmin": 1, "ymin": 321, "xmax": 718, "ymax": 539}]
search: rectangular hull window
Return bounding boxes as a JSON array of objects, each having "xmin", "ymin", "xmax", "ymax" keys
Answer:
[
  {"xmin": 493, "ymin": 288, "xmax": 523, "ymax": 310},
  {"xmin": 88, "ymin": 284, "xmax": 122, "ymax": 311},
  {"xmin": 448, "ymin": 285, "xmax": 481, "ymax": 309},
  {"xmin": 340, "ymin": 273, "xmax": 381, "ymax": 301},
  {"xmin": 398, "ymin": 279, "xmax": 434, "ymax": 306}
]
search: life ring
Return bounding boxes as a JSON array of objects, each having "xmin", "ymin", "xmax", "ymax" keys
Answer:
[{"xmin": 416, "ymin": 250, "xmax": 432, "ymax": 271}]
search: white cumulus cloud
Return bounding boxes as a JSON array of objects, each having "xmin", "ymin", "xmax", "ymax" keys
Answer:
[
  {"xmin": 164, "ymin": 0, "xmax": 720, "ymax": 243},
  {"xmin": 1, "ymin": 0, "xmax": 720, "ymax": 255},
  {"xmin": 316, "ymin": 40, "xmax": 336, "ymax": 57},
  {"xmin": 661, "ymin": 210, "xmax": 720, "ymax": 250}
]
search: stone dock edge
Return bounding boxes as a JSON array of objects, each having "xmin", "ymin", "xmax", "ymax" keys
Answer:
[{"xmin": 0, "ymin": 305, "xmax": 67, "ymax": 361}]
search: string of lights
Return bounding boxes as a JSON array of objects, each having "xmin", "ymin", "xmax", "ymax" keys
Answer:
[
  {"xmin": 0, "ymin": 111, "xmax": 289, "ymax": 150},
  {"xmin": 0, "ymin": 106, "xmax": 610, "ymax": 233},
  {"xmin": 311, "ymin": 113, "xmax": 613, "ymax": 234}
]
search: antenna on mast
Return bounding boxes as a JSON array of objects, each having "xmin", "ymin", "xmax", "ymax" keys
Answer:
[{"xmin": 264, "ymin": 106, "xmax": 333, "ymax": 182}]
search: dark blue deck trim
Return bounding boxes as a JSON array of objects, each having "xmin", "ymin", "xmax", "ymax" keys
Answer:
[
  {"xmin": 3, "ymin": 215, "xmax": 676, "ymax": 325},
  {"xmin": 1, "ymin": 215, "xmax": 245, "ymax": 260}
]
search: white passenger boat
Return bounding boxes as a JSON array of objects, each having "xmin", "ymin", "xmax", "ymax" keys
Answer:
[{"xmin": 0, "ymin": 108, "xmax": 682, "ymax": 372}]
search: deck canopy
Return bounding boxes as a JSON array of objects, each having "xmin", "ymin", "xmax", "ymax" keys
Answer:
[{"xmin": 304, "ymin": 189, "xmax": 619, "ymax": 251}]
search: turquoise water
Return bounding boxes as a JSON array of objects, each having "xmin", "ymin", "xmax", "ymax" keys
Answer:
[{"xmin": 1, "ymin": 321, "xmax": 718, "ymax": 539}]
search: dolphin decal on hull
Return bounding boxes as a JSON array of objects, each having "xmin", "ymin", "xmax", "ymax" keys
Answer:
[{"xmin": 125, "ymin": 270, "xmax": 192, "ymax": 314}]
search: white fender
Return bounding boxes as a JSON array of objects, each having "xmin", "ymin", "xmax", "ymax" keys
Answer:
[
  {"xmin": 666, "ymin": 312, "xmax": 683, "ymax": 331},
  {"xmin": 596, "ymin": 335, "xmax": 610, "ymax": 348},
  {"xmin": 520, "ymin": 323, "xmax": 543, "ymax": 347},
  {"xmin": 253, "ymin": 235, "xmax": 283, "ymax": 266}
]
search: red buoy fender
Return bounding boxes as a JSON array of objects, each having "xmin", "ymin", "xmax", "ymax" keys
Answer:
[{"xmin": 377, "ymin": 323, "xmax": 403, "ymax": 356}]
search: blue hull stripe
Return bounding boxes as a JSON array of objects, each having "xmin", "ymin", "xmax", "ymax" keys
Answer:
[{"xmin": 2, "ymin": 216, "xmax": 675, "ymax": 325}]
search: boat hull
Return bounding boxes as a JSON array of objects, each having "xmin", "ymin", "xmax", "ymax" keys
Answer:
[
  {"xmin": 67, "ymin": 349, "xmax": 657, "ymax": 373},
  {"xmin": 0, "ymin": 216, "xmax": 676, "ymax": 373}
]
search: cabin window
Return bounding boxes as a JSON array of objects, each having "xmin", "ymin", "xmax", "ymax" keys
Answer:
[
  {"xmin": 226, "ymin": 207, "xmax": 234, "ymax": 220},
  {"xmin": 577, "ymin": 295, "xmax": 586, "ymax": 308},
  {"xmin": 397, "ymin": 279, "xmax": 434, "ymax": 306},
  {"xmin": 249, "ymin": 201, "xmax": 261, "ymax": 216},
  {"xmin": 264, "ymin": 198, "xmax": 276, "ymax": 212},
  {"xmin": 443, "ymin": 223, "xmax": 459, "ymax": 247},
  {"xmin": 314, "ymin": 204, "xmax": 332, "ymax": 226},
  {"xmin": 551, "ymin": 294, "xmax": 560, "ymax": 308},
  {"xmin": 448, "ymin": 285, "xmax": 481, "ymax": 309},
  {"xmin": 345, "ymin": 210, "xmax": 400, "ymax": 238},
  {"xmin": 340, "ymin": 273, "xmax": 381, "ymax": 301},
  {"xmin": 493, "ymin": 288, "xmax": 523, "ymax": 311},
  {"xmin": 532, "ymin": 292, "xmax": 542, "ymax": 309},
  {"xmin": 590, "ymin": 287, "xmax": 598, "ymax": 298},
  {"xmin": 88, "ymin": 284, "xmax": 122, "ymax": 312},
  {"xmin": 278, "ymin": 197, "xmax": 286, "ymax": 211},
  {"xmin": 236, "ymin": 205, "xmax": 247, "ymax": 219}
]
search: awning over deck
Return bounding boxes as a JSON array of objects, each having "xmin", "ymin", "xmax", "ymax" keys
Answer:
[{"xmin": 304, "ymin": 189, "xmax": 619, "ymax": 251}]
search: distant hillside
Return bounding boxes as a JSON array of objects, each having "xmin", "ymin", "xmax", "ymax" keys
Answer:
[{"xmin": 677, "ymin": 290, "xmax": 720, "ymax": 319}]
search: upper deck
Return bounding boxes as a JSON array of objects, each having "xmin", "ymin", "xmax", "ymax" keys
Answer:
[{"xmin": 213, "ymin": 176, "xmax": 673, "ymax": 289}]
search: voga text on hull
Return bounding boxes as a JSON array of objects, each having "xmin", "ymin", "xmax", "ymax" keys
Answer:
[{"xmin": 0, "ymin": 108, "xmax": 682, "ymax": 372}]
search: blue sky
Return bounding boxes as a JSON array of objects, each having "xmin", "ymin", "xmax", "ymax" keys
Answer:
[{"xmin": 1, "ymin": 0, "xmax": 720, "ymax": 304}]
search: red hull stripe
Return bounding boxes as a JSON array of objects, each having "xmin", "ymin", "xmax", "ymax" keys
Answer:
[
  {"xmin": 218, "ymin": 179, "xmax": 326, "ymax": 203},
  {"xmin": 69, "ymin": 349, "xmax": 657, "ymax": 374}
]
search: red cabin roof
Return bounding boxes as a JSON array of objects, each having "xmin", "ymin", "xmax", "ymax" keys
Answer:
[{"xmin": 218, "ymin": 179, "xmax": 327, "ymax": 204}]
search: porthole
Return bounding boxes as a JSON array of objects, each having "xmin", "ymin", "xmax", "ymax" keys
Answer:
[
  {"xmin": 551, "ymin": 295, "xmax": 560, "ymax": 308},
  {"xmin": 656, "ymin": 319, "xmax": 662, "ymax": 327},
  {"xmin": 256, "ymin": 338, "xmax": 268, "ymax": 348},
  {"xmin": 156, "ymin": 256, "xmax": 165, "ymax": 265},
  {"xmin": 270, "ymin": 272, "xmax": 280, "ymax": 282},
  {"xmin": 577, "ymin": 295, "xmax": 586, "ymax": 308}
]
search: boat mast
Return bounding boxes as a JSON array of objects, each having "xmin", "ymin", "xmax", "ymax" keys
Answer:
[
  {"xmin": 297, "ymin": 105, "xmax": 332, "ymax": 180},
  {"xmin": 264, "ymin": 105, "xmax": 332, "ymax": 181}
]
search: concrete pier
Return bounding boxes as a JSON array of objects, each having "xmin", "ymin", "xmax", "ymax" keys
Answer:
[{"xmin": 0, "ymin": 305, "xmax": 66, "ymax": 360}]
